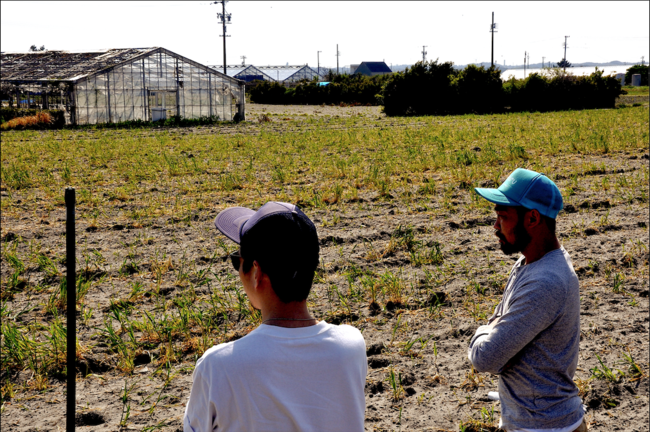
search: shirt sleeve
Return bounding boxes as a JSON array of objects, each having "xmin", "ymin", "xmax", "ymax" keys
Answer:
[
  {"xmin": 183, "ymin": 366, "xmax": 218, "ymax": 432},
  {"xmin": 468, "ymin": 279, "xmax": 563, "ymax": 374}
]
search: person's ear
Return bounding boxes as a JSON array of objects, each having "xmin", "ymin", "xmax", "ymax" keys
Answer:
[
  {"xmin": 252, "ymin": 260, "xmax": 264, "ymax": 289},
  {"xmin": 527, "ymin": 209, "xmax": 542, "ymax": 229}
]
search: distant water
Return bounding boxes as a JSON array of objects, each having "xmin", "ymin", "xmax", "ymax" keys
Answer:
[{"xmin": 501, "ymin": 65, "xmax": 632, "ymax": 80}]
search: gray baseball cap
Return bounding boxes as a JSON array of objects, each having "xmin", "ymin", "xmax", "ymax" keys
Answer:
[{"xmin": 214, "ymin": 201, "xmax": 314, "ymax": 244}]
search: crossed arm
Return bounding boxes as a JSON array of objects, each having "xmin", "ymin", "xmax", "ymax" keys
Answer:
[{"xmin": 467, "ymin": 282, "xmax": 560, "ymax": 374}]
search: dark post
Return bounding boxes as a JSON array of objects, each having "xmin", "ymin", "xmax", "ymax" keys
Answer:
[
  {"xmin": 563, "ymin": 36, "xmax": 570, "ymax": 72},
  {"xmin": 524, "ymin": 52, "xmax": 526, "ymax": 78},
  {"xmin": 222, "ymin": 1, "xmax": 227, "ymax": 76},
  {"xmin": 491, "ymin": 12, "xmax": 494, "ymax": 67},
  {"xmin": 336, "ymin": 44, "xmax": 339, "ymax": 75},
  {"xmin": 65, "ymin": 187, "xmax": 76, "ymax": 432},
  {"xmin": 317, "ymin": 51, "xmax": 321, "ymax": 77}
]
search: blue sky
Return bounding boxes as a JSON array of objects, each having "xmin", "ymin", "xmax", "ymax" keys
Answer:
[{"xmin": 1, "ymin": 1, "xmax": 648, "ymax": 68}]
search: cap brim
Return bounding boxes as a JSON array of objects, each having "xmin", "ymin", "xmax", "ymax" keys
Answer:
[
  {"xmin": 214, "ymin": 207, "xmax": 255, "ymax": 244},
  {"xmin": 474, "ymin": 187, "xmax": 521, "ymax": 206}
]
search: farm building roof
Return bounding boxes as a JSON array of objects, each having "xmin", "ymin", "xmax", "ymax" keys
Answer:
[
  {"xmin": 357, "ymin": 62, "xmax": 392, "ymax": 73},
  {"xmin": 1, "ymin": 48, "xmax": 238, "ymax": 83}
]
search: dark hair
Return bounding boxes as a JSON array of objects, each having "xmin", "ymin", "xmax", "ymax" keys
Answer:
[
  {"xmin": 240, "ymin": 213, "xmax": 320, "ymax": 303},
  {"xmin": 514, "ymin": 206, "xmax": 556, "ymax": 234}
]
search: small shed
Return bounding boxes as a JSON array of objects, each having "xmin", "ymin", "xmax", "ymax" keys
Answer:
[
  {"xmin": 353, "ymin": 62, "xmax": 392, "ymax": 77},
  {"xmin": 1, "ymin": 47, "xmax": 245, "ymax": 124}
]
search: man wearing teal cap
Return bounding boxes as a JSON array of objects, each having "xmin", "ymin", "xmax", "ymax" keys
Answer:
[{"xmin": 468, "ymin": 168, "xmax": 586, "ymax": 432}]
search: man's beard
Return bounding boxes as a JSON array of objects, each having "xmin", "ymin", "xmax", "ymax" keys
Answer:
[{"xmin": 496, "ymin": 220, "xmax": 531, "ymax": 255}]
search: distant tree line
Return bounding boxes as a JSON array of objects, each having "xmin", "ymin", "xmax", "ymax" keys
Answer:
[
  {"xmin": 249, "ymin": 60, "xmax": 626, "ymax": 116},
  {"xmin": 249, "ymin": 73, "xmax": 391, "ymax": 106}
]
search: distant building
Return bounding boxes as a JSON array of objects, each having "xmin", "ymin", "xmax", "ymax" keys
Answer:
[
  {"xmin": 353, "ymin": 62, "xmax": 392, "ymax": 77},
  {"xmin": 211, "ymin": 64, "xmax": 322, "ymax": 83},
  {"xmin": 230, "ymin": 65, "xmax": 276, "ymax": 83}
]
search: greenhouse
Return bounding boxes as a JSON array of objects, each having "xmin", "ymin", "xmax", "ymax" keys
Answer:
[
  {"xmin": 0, "ymin": 47, "xmax": 245, "ymax": 125},
  {"xmin": 232, "ymin": 65, "xmax": 276, "ymax": 82},
  {"xmin": 257, "ymin": 65, "xmax": 322, "ymax": 83},
  {"xmin": 212, "ymin": 64, "xmax": 322, "ymax": 83}
]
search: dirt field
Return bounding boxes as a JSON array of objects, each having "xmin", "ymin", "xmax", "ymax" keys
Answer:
[{"xmin": 1, "ymin": 103, "xmax": 648, "ymax": 432}]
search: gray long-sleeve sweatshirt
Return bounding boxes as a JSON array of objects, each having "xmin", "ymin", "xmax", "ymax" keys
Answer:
[{"xmin": 468, "ymin": 247, "xmax": 583, "ymax": 431}]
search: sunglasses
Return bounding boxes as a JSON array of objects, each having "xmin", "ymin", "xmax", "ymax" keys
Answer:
[{"xmin": 229, "ymin": 251, "xmax": 242, "ymax": 272}]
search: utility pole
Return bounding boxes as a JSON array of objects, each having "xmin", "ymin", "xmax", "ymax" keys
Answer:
[
  {"xmin": 527, "ymin": 52, "xmax": 530, "ymax": 72},
  {"xmin": 317, "ymin": 51, "xmax": 322, "ymax": 76},
  {"xmin": 642, "ymin": 56, "xmax": 645, "ymax": 65},
  {"xmin": 524, "ymin": 51, "xmax": 526, "ymax": 78},
  {"xmin": 542, "ymin": 56, "xmax": 545, "ymax": 68},
  {"xmin": 336, "ymin": 44, "xmax": 340, "ymax": 75},
  {"xmin": 563, "ymin": 35, "xmax": 570, "ymax": 72},
  {"xmin": 490, "ymin": 12, "xmax": 498, "ymax": 67},
  {"xmin": 240, "ymin": 55, "xmax": 246, "ymax": 66},
  {"xmin": 422, "ymin": 46, "xmax": 427, "ymax": 62},
  {"xmin": 212, "ymin": 1, "xmax": 231, "ymax": 76}
]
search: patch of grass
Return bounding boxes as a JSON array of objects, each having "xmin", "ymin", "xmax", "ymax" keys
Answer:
[
  {"xmin": 0, "ymin": 111, "xmax": 53, "ymax": 130},
  {"xmin": 590, "ymin": 354, "xmax": 624, "ymax": 382},
  {"xmin": 387, "ymin": 366, "xmax": 405, "ymax": 402},
  {"xmin": 617, "ymin": 352, "xmax": 645, "ymax": 381},
  {"xmin": 622, "ymin": 85, "xmax": 649, "ymax": 96}
]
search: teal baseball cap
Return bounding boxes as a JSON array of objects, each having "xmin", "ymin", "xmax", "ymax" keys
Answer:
[{"xmin": 475, "ymin": 168, "xmax": 563, "ymax": 219}]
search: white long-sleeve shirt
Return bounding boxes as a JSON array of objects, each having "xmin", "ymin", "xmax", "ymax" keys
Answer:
[{"xmin": 184, "ymin": 321, "xmax": 367, "ymax": 432}]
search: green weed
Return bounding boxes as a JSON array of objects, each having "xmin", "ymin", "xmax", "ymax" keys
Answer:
[{"xmin": 590, "ymin": 354, "xmax": 624, "ymax": 382}]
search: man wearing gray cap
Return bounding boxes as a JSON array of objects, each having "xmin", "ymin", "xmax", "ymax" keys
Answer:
[
  {"xmin": 469, "ymin": 168, "xmax": 586, "ymax": 432},
  {"xmin": 183, "ymin": 202, "xmax": 367, "ymax": 432}
]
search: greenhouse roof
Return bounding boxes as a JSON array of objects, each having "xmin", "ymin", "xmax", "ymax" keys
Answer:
[
  {"xmin": 257, "ymin": 65, "xmax": 322, "ymax": 82},
  {"xmin": 1, "ymin": 47, "xmax": 239, "ymax": 83},
  {"xmin": 1, "ymin": 48, "xmax": 157, "ymax": 82},
  {"xmin": 257, "ymin": 65, "xmax": 307, "ymax": 81},
  {"xmin": 211, "ymin": 64, "xmax": 322, "ymax": 82},
  {"xmin": 234, "ymin": 65, "xmax": 275, "ymax": 81}
]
